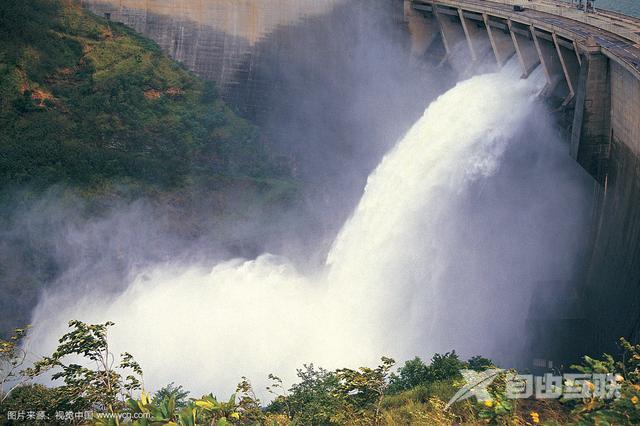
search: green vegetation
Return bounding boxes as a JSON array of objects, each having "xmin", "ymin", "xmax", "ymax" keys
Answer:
[
  {"xmin": 25, "ymin": 320, "xmax": 144, "ymax": 418},
  {"xmin": 0, "ymin": 327, "xmax": 30, "ymax": 404},
  {"xmin": 2, "ymin": 321, "xmax": 640, "ymax": 425},
  {"xmin": 2, "ymin": 2, "xmax": 639, "ymax": 425},
  {"xmin": 0, "ymin": 0, "xmax": 291, "ymax": 193},
  {"xmin": 0, "ymin": 0, "xmax": 298, "ymax": 338}
]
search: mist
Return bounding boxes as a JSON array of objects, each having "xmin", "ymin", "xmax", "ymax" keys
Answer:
[
  {"xmin": 248, "ymin": 0, "xmax": 454, "ymax": 249},
  {"xmin": 23, "ymin": 62, "xmax": 594, "ymax": 399}
]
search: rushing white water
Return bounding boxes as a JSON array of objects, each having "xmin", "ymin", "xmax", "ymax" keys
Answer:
[{"xmin": 28, "ymin": 67, "xmax": 592, "ymax": 398}]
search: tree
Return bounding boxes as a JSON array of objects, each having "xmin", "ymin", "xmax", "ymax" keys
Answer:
[
  {"xmin": 388, "ymin": 357, "xmax": 429, "ymax": 393},
  {"xmin": 388, "ymin": 353, "xmax": 486, "ymax": 393},
  {"xmin": 235, "ymin": 376, "xmax": 263, "ymax": 424},
  {"xmin": 284, "ymin": 364, "xmax": 341, "ymax": 425},
  {"xmin": 426, "ymin": 351, "xmax": 465, "ymax": 382},
  {"xmin": 467, "ymin": 355, "xmax": 495, "ymax": 372},
  {"xmin": 264, "ymin": 373, "xmax": 292, "ymax": 420},
  {"xmin": 26, "ymin": 320, "xmax": 143, "ymax": 422},
  {"xmin": 0, "ymin": 326, "xmax": 31, "ymax": 404},
  {"xmin": 334, "ymin": 357, "xmax": 395, "ymax": 426}
]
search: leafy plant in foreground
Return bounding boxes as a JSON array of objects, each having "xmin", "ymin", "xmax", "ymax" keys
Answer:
[
  {"xmin": 26, "ymin": 320, "xmax": 143, "ymax": 422},
  {"xmin": 567, "ymin": 338, "xmax": 640, "ymax": 425},
  {"xmin": 153, "ymin": 382, "xmax": 190, "ymax": 409},
  {"xmin": 333, "ymin": 357, "xmax": 396, "ymax": 426},
  {"xmin": 193, "ymin": 393, "xmax": 241, "ymax": 425}
]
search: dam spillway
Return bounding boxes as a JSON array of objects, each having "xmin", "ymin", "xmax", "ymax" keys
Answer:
[
  {"xmin": 80, "ymin": 0, "xmax": 640, "ymax": 365},
  {"xmin": 403, "ymin": 0, "xmax": 640, "ymax": 361}
]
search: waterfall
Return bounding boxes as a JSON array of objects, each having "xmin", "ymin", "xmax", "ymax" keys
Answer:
[{"xmin": 27, "ymin": 66, "xmax": 592, "ymax": 397}]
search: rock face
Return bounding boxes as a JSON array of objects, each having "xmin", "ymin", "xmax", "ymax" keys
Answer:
[{"xmin": 83, "ymin": 0, "xmax": 341, "ymax": 116}]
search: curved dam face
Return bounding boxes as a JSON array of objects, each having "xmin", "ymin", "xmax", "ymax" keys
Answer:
[
  {"xmin": 408, "ymin": 0, "xmax": 640, "ymax": 363},
  {"xmin": 82, "ymin": 0, "xmax": 640, "ymax": 365}
]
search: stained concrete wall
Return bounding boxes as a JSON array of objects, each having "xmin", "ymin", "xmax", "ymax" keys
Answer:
[
  {"xmin": 571, "ymin": 53, "xmax": 611, "ymax": 182},
  {"xmin": 585, "ymin": 62, "xmax": 640, "ymax": 350},
  {"xmin": 532, "ymin": 29, "xmax": 566, "ymax": 95},
  {"xmin": 405, "ymin": 0, "xmax": 439, "ymax": 57},
  {"xmin": 610, "ymin": 63, "xmax": 640, "ymax": 157},
  {"xmin": 83, "ymin": 0, "xmax": 341, "ymax": 116}
]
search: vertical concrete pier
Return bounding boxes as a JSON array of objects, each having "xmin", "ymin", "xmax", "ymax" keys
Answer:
[
  {"xmin": 484, "ymin": 15, "xmax": 515, "ymax": 67},
  {"xmin": 405, "ymin": 0, "xmax": 440, "ymax": 57},
  {"xmin": 435, "ymin": 6, "xmax": 474, "ymax": 74},
  {"xmin": 509, "ymin": 20, "xmax": 541, "ymax": 77},
  {"xmin": 554, "ymin": 34, "xmax": 580, "ymax": 103},
  {"xmin": 531, "ymin": 28, "xmax": 566, "ymax": 94},
  {"xmin": 571, "ymin": 53, "xmax": 611, "ymax": 183}
]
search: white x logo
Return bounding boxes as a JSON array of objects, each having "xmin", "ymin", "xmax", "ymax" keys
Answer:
[{"xmin": 446, "ymin": 368, "xmax": 504, "ymax": 408}]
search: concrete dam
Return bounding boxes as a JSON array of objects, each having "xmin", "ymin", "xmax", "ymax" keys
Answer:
[
  {"xmin": 82, "ymin": 0, "xmax": 640, "ymax": 366},
  {"xmin": 404, "ymin": 0, "xmax": 640, "ymax": 365}
]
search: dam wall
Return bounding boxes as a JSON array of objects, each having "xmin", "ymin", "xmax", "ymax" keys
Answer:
[{"xmin": 408, "ymin": 0, "xmax": 640, "ymax": 360}]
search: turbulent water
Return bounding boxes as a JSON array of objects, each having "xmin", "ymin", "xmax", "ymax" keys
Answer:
[{"xmin": 28, "ymin": 66, "xmax": 593, "ymax": 398}]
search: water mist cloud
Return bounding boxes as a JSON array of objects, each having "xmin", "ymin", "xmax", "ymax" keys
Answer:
[{"xmin": 27, "ymin": 69, "xmax": 594, "ymax": 399}]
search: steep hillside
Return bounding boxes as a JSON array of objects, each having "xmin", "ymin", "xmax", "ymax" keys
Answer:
[{"xmin": 0, "ymin": 0, "xmax": 290, "ymax": 193}]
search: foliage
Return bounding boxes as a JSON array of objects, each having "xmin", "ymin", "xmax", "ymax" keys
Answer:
[
  {"xmin": 265, "ymin": 365, "xmax": 342, "ymax": 425},
  {"xmin": 0, "ymin": 326, "xmax": 30, "ymax": 404},
  {"xmin": 26, "ymin": 320, "xmax": 143, "ymax": 418},
  {"xmin": 194, "ymin": 393, "xmax": 241, "ymax": 425},
  {"xmin": 153, "ymin": 383, "xmax": 190, "ymax": 409},
  {"xmin": 388, "ymin": 352, "xmax": 492, "ymax": 394},
  {"xmin": 0, "ymin": 0, "xmax": 292, "ymax": 193},
  {"xmin": 387, "ymin": 357, "xmax": 429, "ymax": 393},
  {"xmin": 331, "ymin": 357, "xmax": 395, "ymax": 425},
  {"xmin": 127, "ymin": 390, "xmax": 199, "ymax": 426},
  {"xmin": 467, "ymin": 355, "xmax": 495, "ymax": 372},
  {"xmin": 235, "ymin": 376, "xmax": 264, "ymax": 424},
  {"xmin": 566, "ymin": 338, "xmax": 640, "ymax": 425},
  {"xmin": 474, "ymin": 372, "xmax": 514, "ymax": 424},
  {"xmin": 9, "ymin": 318, "xmax": 640, "ymax": 425},
  {"xmin": 426, "ymin": 351, "xmax": 465, "ymax": 383},
  {"xmin": 0, "ymin": 384, "xmax": 85, "ymax": 425}
]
